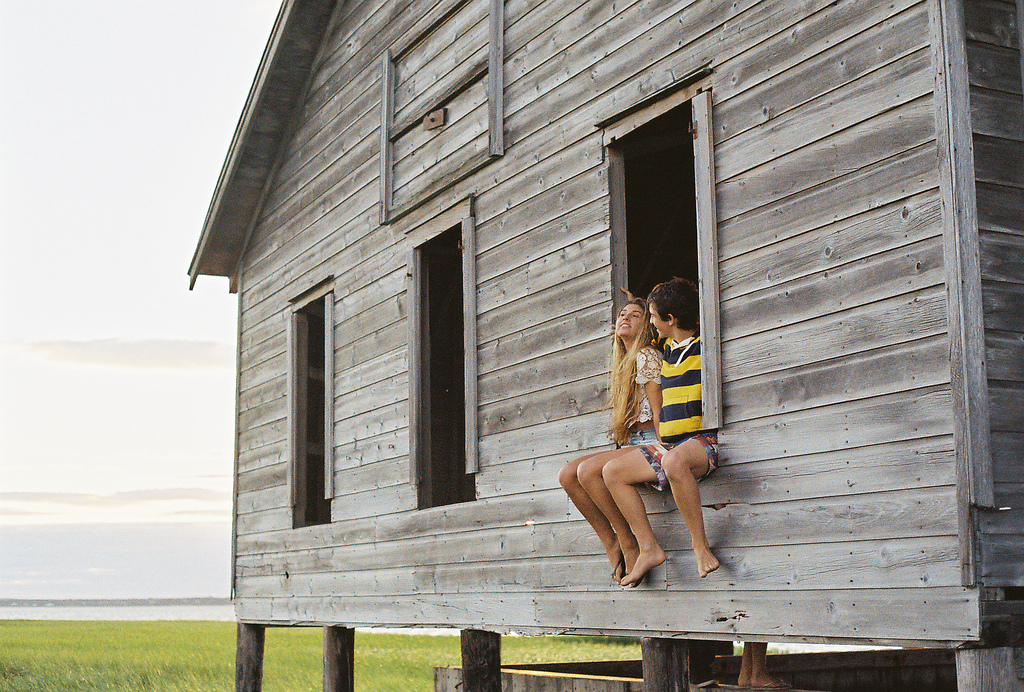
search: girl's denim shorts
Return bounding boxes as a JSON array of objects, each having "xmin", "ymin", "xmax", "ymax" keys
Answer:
[{"xmin": 627, "ymin": 426, "xmax": 659, "ymax": 447}]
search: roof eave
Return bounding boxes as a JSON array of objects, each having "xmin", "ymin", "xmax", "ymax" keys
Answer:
[{"xmin": 189, "ymin": 0, "xmax": 338, "ymax": 292}]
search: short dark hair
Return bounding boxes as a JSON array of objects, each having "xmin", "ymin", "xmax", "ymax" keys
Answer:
[{"xmin": 648, "ymin": 278, "xmax": 699, "ymax": 332}]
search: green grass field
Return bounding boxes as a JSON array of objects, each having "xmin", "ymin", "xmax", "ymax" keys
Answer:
[{"xmin": 0, "ymin": 621, "xmax": 642, "ymax": 691}]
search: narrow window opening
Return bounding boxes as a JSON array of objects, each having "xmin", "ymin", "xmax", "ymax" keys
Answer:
[
  {"xmin": 613, "ymin": 101, "xmax": 698, "ymax": 297},
  {"xmin": 415, "ymin": 225, "xmax": 476, "ymax": 509},
  {"xmin": 609, "ymin": 91, "xmax": 722, "ymax": 427},
  {"xmin": 292, "ymin": 295, "xmax": 331, "ymax": 528}
]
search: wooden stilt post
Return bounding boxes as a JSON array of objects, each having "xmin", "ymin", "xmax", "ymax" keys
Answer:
[
  {"xmin": 641, "ymin": 637, "xmax": 690, "ymax": 692},
  {"xmin": 689, "ymin": 640, "xmax": 732, "ymax": 685},
  {"xmin": 460, "ymin": 628, "xmax": 501, "ymax": 692},
  {"xmin": 956, "ymin": 647, "xmax": 1024, "ymax": 691},
  {"xmin": 235, "ymin": 623, "xmax": 266, "ymax": 692},
  {"xmin": 323, "ymin": 625, "xmax": 354, "ymax": 692}
]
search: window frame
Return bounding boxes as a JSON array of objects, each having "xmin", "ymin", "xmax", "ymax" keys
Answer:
[
  {"xmin": 604, "ymin": 84, "xmax": 722, "ymax": 429},
  {"xmin": 286, "ymin": 279, "xmax": 336, "ymax": 527},
  {"xmin": 379, "ymin": 0, "xmax": 505, "ymax": 225},
  {"xmin": 406, "ymin": 200, "xmax": 479, "ymax": 506}
]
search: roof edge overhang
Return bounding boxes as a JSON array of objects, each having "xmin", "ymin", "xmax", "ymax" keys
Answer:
[{"xmin": 189, "ymin": 0, "xmax": 339, "ymax": 292}]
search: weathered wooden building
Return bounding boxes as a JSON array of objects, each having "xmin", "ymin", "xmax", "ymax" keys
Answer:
[{"xmin": 190, "ymin": 0, "xmax": 1024, "ymax": 688}]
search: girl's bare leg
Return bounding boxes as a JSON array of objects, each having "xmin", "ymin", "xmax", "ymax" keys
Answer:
[
  {"xmin": 737, "ymin": 642, "xmax": 789, "ymax": 688},
  {"xmin": 576, "ymin": 449, "xmax": 641, "ymax": 576},
  {"xmin": 600, "ymin": 449, "xmax": 665, "ymax": 586},
  {"xmin": 660, "ymin": 440, "xmax": 719, "ymax": 577},
  {"xmin": 560, "ymin": 450, "xmax": 632, "ymax": 582}
]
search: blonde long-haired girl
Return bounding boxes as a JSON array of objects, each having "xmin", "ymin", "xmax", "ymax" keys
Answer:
[
  {"xmin": 557, "ymin": 297, "xmax": 662, "ymax": 584},
  {"xmin": 607, "ymin": 298, "xmax": 662, "ymax": 446}
]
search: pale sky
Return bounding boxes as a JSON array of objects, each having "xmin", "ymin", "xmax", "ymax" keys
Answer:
[{"xmin": 0, "ymin": 1, "xmax": 282, "ymax": 597}]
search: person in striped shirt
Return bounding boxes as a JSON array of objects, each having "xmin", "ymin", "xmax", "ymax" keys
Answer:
[{"xmin": 601, "ymin": 278, "xmax": 721, "ymax": 584}]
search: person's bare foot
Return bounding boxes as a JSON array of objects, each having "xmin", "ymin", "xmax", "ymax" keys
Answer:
[
  {"xmin": 620, "ymin": 546, "xmax": 666, "ymax": 587},
  {"xmin": 606, "ymin": 547, "xmax": 625, "ymax": 584},
  {"xmin": 621, "ymin": 543, "xmax": 641, "ymax": 577},
  {"xmin": 694, "ymin": 544, "xmax": 719, "ymax": 578}
]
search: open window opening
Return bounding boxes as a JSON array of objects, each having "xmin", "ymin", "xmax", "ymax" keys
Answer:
[
  {"xmin": 608, "ymin": 90, "xmax": 722, "ymax": 428},
  {"xmin": 610, "ymin": 101, "xmax": 698, "ymax": 299},
  {"xmin": 411, "ymin": 223, "xmax": 477, "ymax": 509},
  {"xmin": 289, "ymin": 290, "xmax": 334, "ymax": 528}
]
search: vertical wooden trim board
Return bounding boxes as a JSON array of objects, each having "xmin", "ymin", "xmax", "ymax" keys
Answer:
[
  {"xmin": 286, "ymin": 310, "xmax": 299, "ymax": 513},
  {"xmin": 607, "ymin": 146, "xmax": 628, "ymax": 315},
  {"xmin": 1018, "ymin": 0, "xmax": 1024, "ymax": 108},
  {"xmin": 931, "ymin": 0, "xmax": 994, "ymax": 587},
  {"xmin": 692, "ymin": 89, "xmax": 723, "ymax": 431},
  {"xmin": 379, "ymin": 50, "xmax": 395, "ymax": 226},
  {"xmin": 407, "ymin": 248, "xmax": 422, "ymax": 487},
  {"xmin": 488, "ymin": 0, "xmax": 505, "ymax": 156},
  {"xmin": 323, "ymin": 293, "xmax": 335, "ymax": 501},
  {"xmin": 462, "ymin": 215, "xmax": 480, "ymax": 474},
  {"xmin": 230, "ymin": 288, "xmax": 243, "ymax": 599}
]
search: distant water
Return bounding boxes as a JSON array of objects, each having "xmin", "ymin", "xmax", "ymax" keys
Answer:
[{"xmin": 0, "ymin": 598, "xmax": 235, "ymax": 621}]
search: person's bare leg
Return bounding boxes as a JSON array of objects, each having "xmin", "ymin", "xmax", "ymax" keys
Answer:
[
  {"xmin": 560, "ymin": 452, "xmax": 628, "ymax": 580},
  {"xmin": 601, "ymin": 450, "xmax": 665, "ymax": 586},
  {"xmin": 569, "ymin": 448, "xmax": 638, "ymax": 577},
  {"xmin": 661, "ymin": 441, "xmax": 719, "ymax": 577},
  {"xmin": 737, "ymin": 642, "xmax": 789, "ymax": 688},
  {"xmin": 738, "ymin": 642, "xmax": 755, "ymax": 687}
]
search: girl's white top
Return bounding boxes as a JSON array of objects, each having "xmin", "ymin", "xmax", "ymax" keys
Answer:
[{"xmin": 632, "ymin": 346, "xmax": 662, "ymax": 426}]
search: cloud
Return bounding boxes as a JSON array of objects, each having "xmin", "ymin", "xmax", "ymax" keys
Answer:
[
  {"xmin": 0, "ymin": 507, "xmax": 53, "ymax": 517},
  {"xmin": 8, "ymin": 339, "xmax": 233, "ymax": 370},
  {"xmin": 0, "ymin": 488, "xmax": 230, "ymax": 508}
]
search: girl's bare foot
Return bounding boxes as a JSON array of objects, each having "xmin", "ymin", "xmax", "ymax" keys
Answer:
[
  {"xmin": 606, "ymin": 548, "xmax": 625, "ymax": 584},
  {"xmin": 620, "ymin": 546, "xmax": 666, "ymax": 587},
  {"xmin": 694, "ymin": 544, "xmax": 719, "ymax": 578},
  {"xmin": 621, "ymin": 543, "xmax": 641, "ymax": 577}
]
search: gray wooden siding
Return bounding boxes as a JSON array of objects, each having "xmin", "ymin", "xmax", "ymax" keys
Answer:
[
  {"xmin": 227, "ymin": 0, "xmax": 982, "ymax": 643},
  {"xmin": 967, "ymin": 0, "xmax": 1024, "ymax": 586}
]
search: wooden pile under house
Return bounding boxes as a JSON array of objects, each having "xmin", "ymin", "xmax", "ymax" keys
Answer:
[{"xmin": 190, "ymin": 0, "xmax": 1024, "ymax": 689}]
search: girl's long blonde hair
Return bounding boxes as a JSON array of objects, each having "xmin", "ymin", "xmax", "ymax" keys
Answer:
[{"xmin": 608, "ymin": 298, "xmax": 658, "ymax": 445}]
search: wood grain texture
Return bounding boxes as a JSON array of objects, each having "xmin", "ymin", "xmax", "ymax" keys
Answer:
[
  {"xmin": 235, "ymin": 623, "xmax": 265, "ymax": 692},
  {"xmin": 322, "ymin": 625, "xmax": 354, "ymax": 692},
  {"xmin": 969, "ymin": 0, "xmax": 1024, "ymax": 587},
  {"xmin": 231, "ymin": 586, "xmax": 977, "ymax": 646},
  {"xmin": 210, "ymin": 0, "xmax": 1012, "ymax": 647},
  {"xmin": 955, "ymin": 646, "xmax": 1024, "ymax": 691}
]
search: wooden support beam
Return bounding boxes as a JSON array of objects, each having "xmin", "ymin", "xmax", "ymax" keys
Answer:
[
  {"xmin": 460, "ymin": 628, "xmax": 501, "ymax": 692},
  {"xmin": 956, "ymin": 647, "xmax": 1024, "ymax": 691},
  {"xmin": 641, "ymin": 637, "xmax": 690, "ymax": 692},
  {"xmin": 689, "ymin": 640, "xmax": 733, "ymax": 685},
  {"xmin": 323, "ymin": 625, "xmax": 354, "ymax": 692},
  {"xmin": 235, "ymin": 623, "xmax": 266, "ymax": 692}
]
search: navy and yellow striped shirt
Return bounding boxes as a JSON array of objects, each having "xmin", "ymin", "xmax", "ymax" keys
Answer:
[{"xmin": 658, "ymin": 336, "xmax": 704, "ymax": 444}]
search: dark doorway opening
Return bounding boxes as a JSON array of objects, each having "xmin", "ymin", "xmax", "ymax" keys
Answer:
[{"xmin": 416, "ymin": 225, "xmax": 476, "ymax": 509}]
